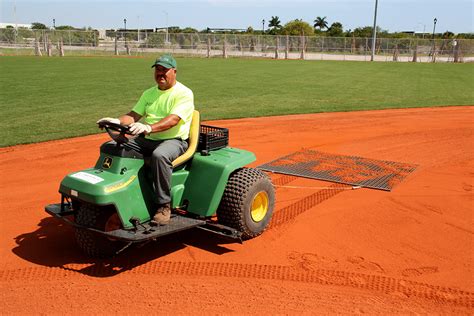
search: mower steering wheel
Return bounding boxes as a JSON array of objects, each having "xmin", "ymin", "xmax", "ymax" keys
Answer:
[
  {"xmin": 98, "ymin": 121, "xmax": 132, "ymax": 134},
  {"xmin": 98, "ymin": 121, "xmax": 134, "ymax": 144}
]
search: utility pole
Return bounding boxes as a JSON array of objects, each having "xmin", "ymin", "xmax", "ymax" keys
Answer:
[{"xmin": 370, "ymin": 0, "xmax": 379, "ymax": 61}]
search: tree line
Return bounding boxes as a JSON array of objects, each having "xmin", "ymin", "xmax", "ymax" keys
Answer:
[{"xmin": 23, "ymin": 19, "xmax": 474, "ymax": 40}]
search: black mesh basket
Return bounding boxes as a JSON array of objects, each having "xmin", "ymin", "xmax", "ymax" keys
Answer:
[{"xmin": 198, "ymin": 125, "xmax": 229, "ymax": 154}]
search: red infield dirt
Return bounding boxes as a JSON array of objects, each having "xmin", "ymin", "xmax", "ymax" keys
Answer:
[{"xmin": 1, "ymin": 106, "xmax": 473, "ymax": 314}]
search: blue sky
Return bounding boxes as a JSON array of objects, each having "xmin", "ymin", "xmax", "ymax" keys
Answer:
[{"xmin": 1, "ymin": 0, "xmax": 473, "ymax": 33}]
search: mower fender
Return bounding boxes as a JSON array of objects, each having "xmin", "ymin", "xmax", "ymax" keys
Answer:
[
  {"xmin": 182, "ymin": 147, "xmax": 256, "ymax": 217},
  {"xmin": 58, "ymin": 156, "xmax": 155, "ymax": 229}
]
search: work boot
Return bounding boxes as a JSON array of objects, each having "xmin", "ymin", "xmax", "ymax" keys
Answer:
[{"xmin": 150, "ymin": 203, "xmax": 171, "ymax": 226}]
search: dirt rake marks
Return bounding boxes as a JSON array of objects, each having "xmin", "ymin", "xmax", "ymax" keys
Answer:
[
  {"xmin": 270, "ymin": 183, "xmax": 349, "ymax": 228},
  {"xmin": 0, "ymin": 266, "xmax": 72, "ymax": 281},
  {"xmin": 1, "ymin": 263, "xmax": 472, "ymax": 308},
  {"xmin": 271, "ymin": 174, "xmax": 299, "ymax": 186}
]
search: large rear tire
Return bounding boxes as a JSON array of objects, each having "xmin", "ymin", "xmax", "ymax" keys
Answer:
[
  {"xmin": 217, "ymin": 168, "xmax": 275, "ymax": 239},
  {"xmin": 75, "ymin": 203, "xmax": 127, "ymax": 258}
]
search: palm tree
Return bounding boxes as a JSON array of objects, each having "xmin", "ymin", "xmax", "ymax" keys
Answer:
[
  {"xmin": 269, "ymin": 16, "xmax": 282, "ymax": 29},
  {"xmin": 313, "ymin": 16, "xmax": 328, "ymax": 31},
  {"xmin": 268, "ymin": 16, "xmax": 282, "ymax": 35}
]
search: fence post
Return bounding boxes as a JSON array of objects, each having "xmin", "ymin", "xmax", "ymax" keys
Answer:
[
  {"xmin": 223, "ymin": 34, "xmax": 227, "ymax": 58},
  {"xmin": 412, "ymin": 40, "xmax": 418, "ymax": 62},
  {"xmin": 114, "ymin": 33, "xmax": 118, "ymax": 55},
  {"xmin": 321, "ymin": 37, "xmax": 324, "ymax": 60},
  {"xmin": 285, "ymin": 35, "xmax": 289, "ymax": 59},
  {"xmin": 35, "ymin": 36, "xmax": 42, "ymax": 56},
  {"xmin": 343, "ymin": 37, "xmax": 346, "ymax": 61},
  {"xmin": 365, "ymin": 38, "xmax": 368, "ymax": 61},
  {"xmin": 300, "ymin": 33, "xmax": 305, "ymax": 60},
  {"xmin": 392, "ymin": 43, "xmax": 399, "ymax": 61},
  {"xmin": 43, "ymin": 31, "xmax": 47, "ymax": 52},
  {"xmin": 207, "ymin": 35, "xmax": 211, "ymax": 58},
  {"xmin": 274, "ymin": 36, "xmax": 279, "ymax": 59},
  {"xmin": 453, "ymin": 40, "xmax": 459, "ymax": 63},
  {"xmin": 126, "ymin": 32, "xmax": 131, "ymax": 55},
  {"xmin": 58, "ymin": 38, "xmax": 64, "ymax": 57},
  {"xmin": 47, "ymin": 40, "xmax": 52, "ymax": 57},
  {"xmin": 250, "ymin": 36, "xmax": 255, "ymax": 52}
]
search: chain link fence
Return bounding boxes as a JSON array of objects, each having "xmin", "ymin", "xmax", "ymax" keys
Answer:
[{"xmin": 1, "ymin": 29, "xmax": 472, "ymax": 62}]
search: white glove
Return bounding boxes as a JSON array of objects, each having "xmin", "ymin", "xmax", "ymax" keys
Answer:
[
  {"xmin": 97, "ymin": 117, "xmax": 120, "ymax": 125},
  {"xmin": 129, "ymin": 122, "xmax": 152, "ymax": 135}
]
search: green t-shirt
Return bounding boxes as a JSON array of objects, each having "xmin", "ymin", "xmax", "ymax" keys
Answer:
[{"xmin": 132, "ymin": 81, "xmax": 194, "ymax": 141}]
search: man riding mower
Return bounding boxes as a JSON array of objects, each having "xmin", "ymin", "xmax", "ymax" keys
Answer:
[{"xmin": 45, "ymin": 112, "xmax": 275, "ymax": 257}]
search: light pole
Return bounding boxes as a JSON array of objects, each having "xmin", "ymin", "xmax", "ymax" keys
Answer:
[
  {"xmin": 13, "ymin": 0, "xmax": 17, "ymax": 30},
  {"xmin": 123, "ymin": 18, "xmax": 129, "ymax": 54},
  {"xmin": 163, "ymin": 11, "xmax": 169, "ymax": 43},
  {"xmin": 431, "ymin": 18, "xmax": 437, "ymax": 62},
  {"xmin": 370, "ymin": 0, "xmax": 378, "ymax": 61},
  {"xmin": 262, "ymin": 19, "xmax": 265, "ymax": 34}
]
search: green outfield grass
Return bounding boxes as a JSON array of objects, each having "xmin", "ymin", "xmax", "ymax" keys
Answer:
[{"xmin": 1, "ymin": 56, "xmax": 473, "ymax": 147}]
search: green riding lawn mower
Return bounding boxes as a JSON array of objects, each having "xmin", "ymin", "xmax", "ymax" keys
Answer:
[{"xmin": 45, "ymin": 111, "xmax": 275, "ymax": 258}]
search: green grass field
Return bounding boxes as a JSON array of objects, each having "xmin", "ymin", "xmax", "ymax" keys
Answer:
[{"xmin": 1, "ymin": 56, "xmax": 473, "ymax": 147}]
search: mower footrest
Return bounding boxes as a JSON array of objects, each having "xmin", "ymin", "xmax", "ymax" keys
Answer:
[
  {"xmin": 45, "ymin": 203, "xmax": 207, "ymax": 242},
  {"xmin": 102, "ymin": 215, "xmax": 207, "ymax": 242}
]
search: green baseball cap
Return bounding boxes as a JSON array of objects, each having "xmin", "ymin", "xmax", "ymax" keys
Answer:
[{"xmin": 151, "ymin": 54, "xmax": 177, "ymax": 69}]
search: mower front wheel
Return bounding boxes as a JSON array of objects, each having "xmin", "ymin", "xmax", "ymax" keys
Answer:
[
  {"xmin": 217, "ymin": 168, "xmax": 275, "ymax": 239},
  {"xmin": 74, "ymin": 203, "xmax": 127, "ymax": 258}
]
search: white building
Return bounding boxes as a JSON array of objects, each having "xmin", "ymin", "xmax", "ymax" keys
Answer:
[{"xmin": 0, "ymin": 22, "xmax": 32, "ymax": 29}]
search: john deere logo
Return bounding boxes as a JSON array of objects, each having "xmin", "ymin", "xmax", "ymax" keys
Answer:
[{"xmin": 102, "ymin": 157, "xmax": 113, "ymax": 169}]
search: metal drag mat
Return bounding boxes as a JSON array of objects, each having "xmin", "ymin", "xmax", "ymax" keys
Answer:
[{"xmin": 258, "ymin": 149, "xmax": 417, "ymax": 191}]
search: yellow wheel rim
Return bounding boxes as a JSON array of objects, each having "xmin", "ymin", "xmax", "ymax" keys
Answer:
[{"xmin": 251, "ymin": 191, "xmax": 269, "ymax": 222}]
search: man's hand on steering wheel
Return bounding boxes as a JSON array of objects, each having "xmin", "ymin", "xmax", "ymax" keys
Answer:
[
  {"xmin": 96, "ymin": 117, "xmax": 151, "ymax": 136},
  {"xmin": 97, "ymin": 117, "xmax": 121, "ymax": 125},
  {"xmin": 129, "ymin": 122, "xmax": 152, "ymax": 135}
]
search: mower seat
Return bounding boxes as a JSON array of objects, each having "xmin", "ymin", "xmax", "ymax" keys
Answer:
[{"xmin": 172, "ymin": 110, "xmax": 200, "ymax": 168}]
